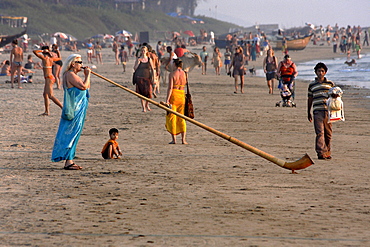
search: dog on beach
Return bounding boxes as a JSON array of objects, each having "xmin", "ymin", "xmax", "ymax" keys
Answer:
[
  {"xmin": 249, "ymin": 67, "xmax": 256, "ymax": 75},
  {"xmin": 344, "ymin": 59, "xmax": 356, "ymax": 66}
]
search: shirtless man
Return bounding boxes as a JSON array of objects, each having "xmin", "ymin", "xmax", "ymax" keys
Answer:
[
  {"xmin": 10, "ymin": 39, "xmax": 24, "ymax": 89},
  {"xmin": 33, "ymin": 46, "xmax": 63, "ymax": 116}
]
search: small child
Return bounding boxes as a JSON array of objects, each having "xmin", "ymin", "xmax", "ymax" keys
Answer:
[
  {"xmin": 101, "ymin": 128, "xmax": 122, "ymax": 159},
  {"xmin": 327, "ymin": 86, "xmax": 345, "ymax": 122}
]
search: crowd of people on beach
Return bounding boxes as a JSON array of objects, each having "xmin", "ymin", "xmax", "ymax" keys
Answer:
[{"xmin": 1, "ymin": 23, "xmax": 361, "ymax": 170}]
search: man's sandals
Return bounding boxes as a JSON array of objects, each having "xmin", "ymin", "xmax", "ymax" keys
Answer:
[{"xmin": 64, "ymin": 163, "xmax": 82, "ymax": 170}]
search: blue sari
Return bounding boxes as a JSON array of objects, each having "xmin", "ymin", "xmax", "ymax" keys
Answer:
[{"xmin": 51, "ymin": 87, "xmax": 89, "ymax": 162}]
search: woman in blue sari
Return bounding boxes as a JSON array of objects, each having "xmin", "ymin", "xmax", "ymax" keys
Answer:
[{"xmin": 51, "ymin": 54, "xmax": 91, "ymax": 170}]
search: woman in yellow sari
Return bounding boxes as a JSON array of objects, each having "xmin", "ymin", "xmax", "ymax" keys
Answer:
[{"xmin": 165, "ymin": 59, "xmax": 188, "ymax": 144}]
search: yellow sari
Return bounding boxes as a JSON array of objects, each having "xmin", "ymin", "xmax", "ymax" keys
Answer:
[{"xmin": 166, "ymin": 89, "xmax": 186, "ymax": 135}]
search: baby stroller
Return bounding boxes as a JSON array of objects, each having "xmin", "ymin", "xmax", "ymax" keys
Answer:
[{"xmin": 275, "ymin": 75, "xmax": 296, "ymax": 107}]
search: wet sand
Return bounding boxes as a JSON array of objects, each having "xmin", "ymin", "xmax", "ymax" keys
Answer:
[{"xmin": 1, "ymin": 43, "xmax": 370, "ymax": 246}]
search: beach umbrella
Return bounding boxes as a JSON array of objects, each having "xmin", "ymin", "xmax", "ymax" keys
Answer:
[
  {"xmin": 90, "ymin": 71, "xmax": 314, "ymax": 174},
  {"xmin": 115, "ymin": 30, "xmax": 132, "ymax": 37},
  {"xmin": 66, "ymin": 34, "xmax": 78, "ymax": 41},
  {"xmin": 91, "ymin": 34, "xmax": 105, "ymax": 39},
  {"xmin": 53, "ymin": 32, "xmax": 68, "ymax": 39},
  {"xmin": 173, "ymin": 31, "xmax": 181, "ymax": 36},
  {"xmin": 183, "ymin": 30, "xmax": 195, "ymax": 37},
  {"xmin": 103, "ymin": 34, "xmax": 114, "ymax": 39}
]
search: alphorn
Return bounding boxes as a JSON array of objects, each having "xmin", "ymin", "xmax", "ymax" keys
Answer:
[{"xmin": 91, "ymin": 71, "xmax": 314, "ymax": 173}]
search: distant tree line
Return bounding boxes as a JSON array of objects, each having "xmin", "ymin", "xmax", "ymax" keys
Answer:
[{"xmin": 40, "ymin": 0, "xmax": 201, "ymax": 16}]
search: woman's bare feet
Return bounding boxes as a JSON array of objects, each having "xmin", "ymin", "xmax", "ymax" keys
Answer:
[
  {"xmin": 39, "ymin": 112, "xmax": 49, "ymax": 116},
  {"xmin": 169, "ymin": 141, "xmax": 176, "ymax": 144}
]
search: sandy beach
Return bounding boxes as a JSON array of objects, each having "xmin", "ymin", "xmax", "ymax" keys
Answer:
[{"xmin": 1, "ymin": 43, "xmax": 370, "ymax": 246}]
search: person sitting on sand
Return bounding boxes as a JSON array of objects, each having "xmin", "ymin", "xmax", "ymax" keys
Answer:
[
  {"xmin": 33, "ymin": 46, "xmax": 63, "ymax": 116},
  {"xmin": 101, "ymin": 128, "xmax": 122, "ymax": 159},
  {"xmin": 0, "ymin": 60, "xmax": 11, "ymax": 76},
  {"xmin": 24, "ymin": 55, "xmax": 42, "ymax": 70}
]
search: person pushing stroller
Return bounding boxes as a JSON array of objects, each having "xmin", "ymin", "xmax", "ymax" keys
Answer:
[{"xmin": 276, "ymin": 54, "xmax": 298, "ymax": 107}]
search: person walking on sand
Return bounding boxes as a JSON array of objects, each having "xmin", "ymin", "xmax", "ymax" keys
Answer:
[
  {"xmin": 10, "ymin": 39, "xmax": 24, "ymax": 89},
  {"xmin": 33, "ymin": 46, "xmax": 63, "ymax": 116},
  {"xmin": 51, "ymin": 54, "xmax": 91, "ymax": 170},
  {"xmin": 212, "ymin": 46, "xmax": 222, "ymax": 75},
  {"xmin": 228, "ymin": 46, "xmax": 246, "ymax": 94},
  {"xmin": 355, "ymin": 40, "xmax": 362, "ymax": 59},
  {"xmin": 86, "ymin": 39, "xmax": 94, "ymax": 64},
  {"xmin": 277, "ymin": 54, "xmax": 298, "ymax": 98},
  {"xmin": 307, "ymin": 62, "xmax": 335, "ymax": 160},
  {"xmin": 165, "ymin": 59, "xmax": 187, "ymax": 145},
  {"xmin": 112, "ymin": 40, "xmax": 120, "ymax": 65},
  {"xmin": 95, "ymin": 41, "xmax": 103, "ymax": 64},
  {"xmin": 119, "ymin": 45, "xmax": 128, "ymax": 73},
  {"xmin": 199, "ymin": 46, "xmax": 208, "ymax": 75},
  {"xmin": 224, "ymin": 47, "xmax": 232, "ymax": 74},
  {"xmin": 51, "ymin": 44, "xmax": 63, "ymax": 89},
  {"xmin": 263, "ymin": 49, "xmax": 278, "ymax": 94},
  {"xmin": 133, "ymin": 46, "xmax": 155, "ymax": 112}
]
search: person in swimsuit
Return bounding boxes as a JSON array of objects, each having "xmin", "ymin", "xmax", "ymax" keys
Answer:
[
  {"xmin": 51, "ymin": 44, "xmax": 63, "ymax": 89},
  {"xmin": 0, "ymin": 60, "xmax": 11, "ymax": 76},
  {"xmin": 165, "ymin": 59, "xmax": 188, "ymax": 145},
  {"xmin": 228, "ymin": 46, "xmax": 246, "ymax": 94},
  {"xmin": 33, "ymin": 46, "xmax": 63, "ymax": 116},
  {"xmin": 86, "ymin": 40, "xmax": 94, "ymax": 64},
  {"xmin": 10, "ymin": 39, "xmax": 24, "ymax": 89},
  {"xmin": 112, "ymin": 40, "xmax": 119, "ymax": 65},
  {"xmin": 263, "ymin": 49, "xmax": 278, "ymax": 94},
  {"xmin": 95, "ymin": 41, "xmax": 103, "ymax": 64}
]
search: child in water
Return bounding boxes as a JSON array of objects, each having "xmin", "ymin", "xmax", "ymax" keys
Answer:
[{"xmin": 101, "ymin": 128, "xmax": 122, "ymax": 159}]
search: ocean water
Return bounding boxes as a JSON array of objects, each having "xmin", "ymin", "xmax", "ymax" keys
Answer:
[
  {"xmin": 293, "ymin": 53, "xmax": 370, "ymax": 89},
  {"xmin": 256, "ymin": 53, "xmax": 370, "ymax": 89}
]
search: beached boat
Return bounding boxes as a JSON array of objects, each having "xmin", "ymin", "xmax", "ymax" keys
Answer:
[
  {"xmin": 0, "ymin": 29, "xmax": 27, "ymax": 48},
  {"xmin": 273, "ymin": 34, "xmax": 312, "ymax": 51}
]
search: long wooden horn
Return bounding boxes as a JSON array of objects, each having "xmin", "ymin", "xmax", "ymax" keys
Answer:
[{"xmin": 91, "ymin": 71, "xmax": 314, "ymax": 173}]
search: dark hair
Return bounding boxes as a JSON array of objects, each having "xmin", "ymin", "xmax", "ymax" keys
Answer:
[
  {"xmin": 166, "ymin": 46, "xmax": 172, "ymax": 51},
  {"xmin": 41, "ymin": 45, "xmax": 49, "ymax": 50},
  {"xmin": 109, "ymin": 128, "xmax": 119, "ymax": 135},
  {"xmin": 174, "ymin": 59, "xmax": 183, "ymax": 68},
  {"xmin": 12, "ymin": 39, "xmax": 18, "ymax": 45},
  {"xmin": 314, "ymin": 62, "xmax": 328, "ymax": 72},
  {"xmin": 120, "ymin": 45, "xmax": 125, "ymax": 49}
]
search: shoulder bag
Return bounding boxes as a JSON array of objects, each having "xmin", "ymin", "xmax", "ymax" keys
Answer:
[{"xmin": 184, "ymin": 72, "xmax": 195, "ymax": 119}]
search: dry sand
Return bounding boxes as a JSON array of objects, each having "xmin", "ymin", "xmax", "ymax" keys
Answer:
[{"xmin": 1, "ymin": 43, "xmax": 370, "ymax": 246}]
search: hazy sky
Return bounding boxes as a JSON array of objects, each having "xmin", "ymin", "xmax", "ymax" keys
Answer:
[{"xmin": 194, "ymin": 0, "xmax": 369, "ymax": 29}]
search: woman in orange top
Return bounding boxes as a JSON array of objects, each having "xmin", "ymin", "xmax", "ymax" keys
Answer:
[
  {"xmin": 277, "ymin": 54, "xmax": 298, "ymax": 98},
  {"xmin": 33, "ymin": 46, "xmax": 63, "ymax": 116}
]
